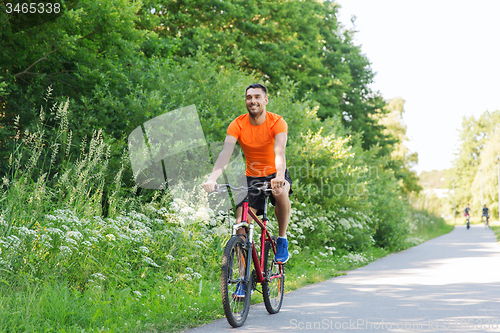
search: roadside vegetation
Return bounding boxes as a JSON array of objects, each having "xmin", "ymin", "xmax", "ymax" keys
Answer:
[{"xmin": 492, "ymin": 226, "xmax": 500, "ymax": 242}]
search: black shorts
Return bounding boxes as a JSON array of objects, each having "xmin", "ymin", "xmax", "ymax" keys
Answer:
[{"xmin": 236, "ymin": 169, "xmax": 293, "ymax": 216}]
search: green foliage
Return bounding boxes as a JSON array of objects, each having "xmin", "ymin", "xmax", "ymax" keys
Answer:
[
  {"xmin": 140, "ymin": 0, "xmax": 391, "ymax": 152},
  {"xmin": 377, "ymin": 97, "xmax": 421, "ymax": 194},
  {"xmin": 448, "ymin": 110, "xmax": 500, "ymax": 218},
  {"xmin": 0, "ymin": 0, "xmax": 177, "ymax": 173},
  {"xmin": 470, "ymin": 128, "xmax": 500, "ymax": 217},
  {"xmin": 419, "ymin": 169, "xmax": 446, "ymax": 189}
]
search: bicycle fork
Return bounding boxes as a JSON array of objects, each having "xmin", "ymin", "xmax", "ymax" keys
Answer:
[{"xmin": 232, "ymin": 221, "xmax": 254, "ymax": 285}]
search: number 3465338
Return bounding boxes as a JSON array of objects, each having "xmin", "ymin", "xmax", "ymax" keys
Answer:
[{"xmin": 5, "ymin": 2, "xmax": 61, "ymax": 14}]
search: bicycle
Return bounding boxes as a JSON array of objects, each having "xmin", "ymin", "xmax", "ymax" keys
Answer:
[
  {"xmin": 482, "ymin": 215, "xmax": 490, "ymax": 228},
  {"xmin": 210, "ymin": 182, "xmax": 285, "ymax": 328},
  {"xmin": 465, "ymin": 214, "xmax": 470, "ymax": 229}
]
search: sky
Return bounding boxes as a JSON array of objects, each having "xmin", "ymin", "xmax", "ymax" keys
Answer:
[{"xmin": 336, "ymin": 0, "xmax": 500, "ymax": 174}]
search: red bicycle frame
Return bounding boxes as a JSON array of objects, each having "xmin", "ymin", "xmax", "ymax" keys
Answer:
[{"xmin": 239, "ymin": 200, "xmax": 284, "ymax": 284}]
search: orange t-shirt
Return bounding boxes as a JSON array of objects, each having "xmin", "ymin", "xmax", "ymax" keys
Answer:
[{"xmin": 227, "ymin": 111, "xmax": 287, "ymax": 177}]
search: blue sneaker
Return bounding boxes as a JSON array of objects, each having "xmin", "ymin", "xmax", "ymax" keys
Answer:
[
  {"xmin": 275, "ymin": 237, "xmax": 289, "ymax": 263},
  {"xmin": 232, "ymin": 282, "xmax": 253, "ymax": 299},
  {"xmin": 232, "ymin": 282, "xmax": 246, "ymax": 299}
]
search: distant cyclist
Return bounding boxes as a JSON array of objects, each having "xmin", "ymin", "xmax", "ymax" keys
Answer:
[
  {"xmin": 464, "ymin": 204, "xmax": 471, "ymax": 229},
  {"xmin": 482, "ymin": 204, "xmax": 490, "ymax": 228}
]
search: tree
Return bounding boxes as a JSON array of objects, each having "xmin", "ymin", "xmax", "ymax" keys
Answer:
[
  {"xmin": 375, "ymin": 97, "xmax": 421, "ymax": 193},
  {"xmin": 448, "ymin": 110, "xmax": 500, "ymax": 214},
  {"xmin": 0, "ymin": 0, "xmax": 176, "ymax": 173},
  {"xmin": 470, "ymin": 127, "xmax": 500, "ymax": 218},
  {"xmin": 138, "ymin": 0, "xmax": 391, "ymax": 152}
]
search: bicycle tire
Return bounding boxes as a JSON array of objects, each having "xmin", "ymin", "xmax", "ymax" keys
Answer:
[
  {"xmin": 262, "ymin": 236, "xmax": 284, "ymax": 314},
  {"xmin": 221, "ymin": 236, "xmax": 252, "ymax": 327}
]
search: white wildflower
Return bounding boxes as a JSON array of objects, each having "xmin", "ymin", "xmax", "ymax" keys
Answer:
[
  {"xmin": 7, "ymin": 235, "xmax": 21, "ymax": 247},
  {"xmin": 66, "ymin": 230, "xmax": 83, "ymax": 241},
  {"xmin": 143, "ymin": 256, "xmax": 160, "ymax": 267},
  {"xmin": 338, "ymin": 218, "xmax": 351, "ymax": 229},
  {"xmin": 82, "ymin": 240, "xmax": 92, "ymax": 248},
  {"xmin": 106, "ymin": 234, "xmax": 116, "ymax": 242},
  {"xmin": 64, "ymin": 237, "xmax": 78, "ymax": 247},
  {"xmin": 180, "ymin": 274, "xmax": 192, "ymax": 281},
  {"xmin": 59, "ymin": 245, "xmax": 72, "ymax": 257},
  {"xmin": 18, "ymin": 227, "xmax": 36, "ymax": 236},
  {"xmin": 45, "ymin": 228, "xmax": 64, "ymax": 236},
  {"xmin": 91, "ymin": 273, "xmax": 106, "ymax": 281}
]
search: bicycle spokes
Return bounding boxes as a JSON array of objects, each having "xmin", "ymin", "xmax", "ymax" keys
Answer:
[
  {"xmin": 262, "ymin": 238, "xmax": 284, "ymax": 314},
  {"xmin": 221, "ymin": 236, "xmax": 252, "ymax": 327}
]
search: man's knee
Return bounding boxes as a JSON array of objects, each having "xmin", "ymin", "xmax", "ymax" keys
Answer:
[
  {"xmin": 236, "ymin": 206, "xmax": 243, "ymax": 223},
  {"xmin": 274, "ymin": 182, "xmax": 291, "ymax": 202}
]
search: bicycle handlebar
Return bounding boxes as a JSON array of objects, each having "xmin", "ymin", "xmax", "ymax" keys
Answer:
[{"xmin": 209, "ymin": 182, "xmax": 273, "ymax": 195}]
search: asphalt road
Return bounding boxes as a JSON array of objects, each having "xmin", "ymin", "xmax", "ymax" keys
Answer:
[{"xmin": 186, "ymin": 224, "xmax": 500, "ymax": 332}]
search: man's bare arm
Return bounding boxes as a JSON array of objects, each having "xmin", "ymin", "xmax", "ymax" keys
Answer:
[
  {"xmin": 274, "ymin": 132, "xmax": 288, "ymax": 179},
  {"xmin": 203, "ymin": 135, "xmax": 237, "ymax": 192}
]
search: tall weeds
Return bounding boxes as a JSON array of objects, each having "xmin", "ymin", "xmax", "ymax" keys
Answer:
[{"xmin": 1, "ymin": 87, "xmax": 112, "ymax": 236}]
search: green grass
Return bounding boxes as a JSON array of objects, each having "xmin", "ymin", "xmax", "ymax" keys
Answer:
[
  {"xmin": 0, "ymin": 279, "xmax": 224, "ymax": 332},
  {"xmin": 491, "ymin": 226, "xmax": 500, "ymax": 242},
  {"xmin": 407, "ymin": 209, "xmax": 454, "ymax": 245}
]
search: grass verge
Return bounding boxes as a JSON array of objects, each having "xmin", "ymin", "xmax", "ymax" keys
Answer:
[{"xmin": 491, "ymin": 225, "xmax": 500, "ymax": 242}]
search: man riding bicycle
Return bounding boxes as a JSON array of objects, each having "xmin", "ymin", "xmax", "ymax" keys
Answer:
[
  {"xmin": 483, "ymin": 204, "xmax": 490, "ymax": 227},
  {"xmin": 203, "ymin": 83, "xmax": 292, "ymax": 267},
  {"xmin": 464, "ymin": 204, "xmax": 471, "ymax": 229}
]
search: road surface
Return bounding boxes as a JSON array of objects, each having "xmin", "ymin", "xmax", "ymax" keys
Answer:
[{"xmin": 187, "ymin": 224, "xmax": 500, "ymax": 332}]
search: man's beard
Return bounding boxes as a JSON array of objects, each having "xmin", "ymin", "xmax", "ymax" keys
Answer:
[{"xmin": 248, "ymin": 105, "xmax": 264, "ymax": 118}]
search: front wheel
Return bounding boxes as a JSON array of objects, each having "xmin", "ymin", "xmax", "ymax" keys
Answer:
[
  {"xmin": 262, "ymin": 237, "xmax": 284, "ymax": 314},
  {"xmin": 221, "ymin": 236, "xmax": 252, "ymax": 327}
]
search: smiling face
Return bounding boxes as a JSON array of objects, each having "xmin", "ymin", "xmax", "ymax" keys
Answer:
[{"xmin": 245, "ymin": 88, "xmax": 268, "ymax": 119}]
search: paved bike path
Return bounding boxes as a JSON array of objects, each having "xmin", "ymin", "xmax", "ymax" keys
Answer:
[{"xmin": 186, "ymin": 224, "xmax": 500, "ymax": 332}]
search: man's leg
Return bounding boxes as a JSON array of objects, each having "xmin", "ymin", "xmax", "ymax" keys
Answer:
[
  {"xmin": 235, "ymin": 206, "xmax": 258, "ymax": 231},
  {"xmin": 273, "ymin": 181, "xmax": 291, "ymax": 237},
  {"xmin": 273, "ymin": 181, "xmax": 291, "ymax": 263}
]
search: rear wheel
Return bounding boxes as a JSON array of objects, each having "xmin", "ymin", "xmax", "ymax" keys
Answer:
[
  {"xmin": 262, "ymin": 237, "xmax": 284, "ymax": 314},
  {"xmin": 221, "ymin": 236, "xmax": 252, "ymax": 327}
]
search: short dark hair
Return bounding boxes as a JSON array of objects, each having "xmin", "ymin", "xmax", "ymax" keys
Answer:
[{"xmin": 245, "ymin": 83, "xmax": 267, "ymax": 96}]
